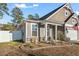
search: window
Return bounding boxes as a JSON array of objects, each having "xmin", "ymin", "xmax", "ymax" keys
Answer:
[
  {"xmin": 72, "ymin": 18, "xmax": 77, "ymax": 25},
  {"xmin": 32, "ymin": 23, "xmax": 38, "ymax": 36},
  {"xmin": 65, "ymin": 11, "xmax": 68, "ymax": 16}
]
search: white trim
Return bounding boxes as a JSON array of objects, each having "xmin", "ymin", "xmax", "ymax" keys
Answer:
[
  {"xmin": 37, "ymin": 24, "xmax": 38, "ymax": 38},
  {"xmin": 45, "ymin": 23, "xmax": 48, "ymax": 41},
  {"xmin": 68, "ymin": 3, "xmax": 74, "ymax": 13},
  {"xmin": 65, "ymin": 24, "xmax": 73, "ymax": 27},
  {"xmin": 31, "ymin": 23, "xmax": 32, "ymax": 37},
  {"xmin": 55, "ymin": 25, "xmax": 57, "ymax": 40},
  {"xmin": 26, "ymin": 23, "xmax": 27, "ymax": 41},
  {"xmin": 46, "ymin": 21, "xmax": 63, "ymax": 26},
  {"xmin": 24, "ymin": 22, "xmax": 28, "ymax": 42},
  {"xmin": 41, "ymin": 20, "xmax": 63, "ymax": 26}
]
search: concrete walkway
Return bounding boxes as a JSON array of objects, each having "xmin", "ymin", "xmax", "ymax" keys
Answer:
[{"xmin": 31, "ymin": 44, "xmax": 73, "ymax": 50}]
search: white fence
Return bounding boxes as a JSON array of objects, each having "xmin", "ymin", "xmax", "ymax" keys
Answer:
[{"xmin": 0, "ymin": 31, "xmax": 22, "ymax": 42}]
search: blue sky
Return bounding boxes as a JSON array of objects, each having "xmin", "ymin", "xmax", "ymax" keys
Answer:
[{"xmin": 0, "ymin": 3, "xmax": 79, "ymax": 24}]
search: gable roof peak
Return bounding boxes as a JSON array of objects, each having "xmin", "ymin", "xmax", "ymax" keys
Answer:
[
  {"xmin": 39, "ymin": 3, "xmax": 74, "ymax": 21},
  {"xmin": 39, "ymin": 3, "xmax": 66, "ymax": 20}
]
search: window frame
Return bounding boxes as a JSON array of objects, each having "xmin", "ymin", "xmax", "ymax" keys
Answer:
[
  {"xmin": 31, "ymin": 23, "xmax": 38, "ymax": 37},
  {"xmin": 64, "ymin": 10, "xmax": 68, "ymax": 17}
]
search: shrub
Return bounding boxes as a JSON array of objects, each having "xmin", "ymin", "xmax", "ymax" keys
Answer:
[
  {"xmin": 57, "ymin": 31, "xmax": 65, "ymax": 41},
  {"xmin": 48, "ymin": 37, "xmax": 51, "ymax": 41},
  {"xmin": 39, "ymin": 37, "xmax": 46, "ymax": 43},
  {"xmin": 13, "ymin": 40, "xmax": 23, "ymax": 43},
  {"xmin": 65, "ymin": 37, "xmax": 70, "ymax": 42},
  {"xmin": 50, "ymin": 40, "xmax": 56, "ymax": 45},
  {"xmin": 30, "ymin": 38, "xmax": 36, "ymax": 44},
  {"xmin": 25, "ymin": 43, "xmax": 35, "ymax": 48},
  {"xmin": 29, "ymin": 44, "xmax": 35, "ymax": 48}
]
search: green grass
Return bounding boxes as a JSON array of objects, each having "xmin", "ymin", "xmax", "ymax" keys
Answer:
[{"xmin": 0, "ymin": 40, "xmax": 23, "ymax": 47}]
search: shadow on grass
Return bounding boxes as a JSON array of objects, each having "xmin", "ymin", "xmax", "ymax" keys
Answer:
[{"xmin": 13, "ymin": 40, "xmax": 24, "ymax": 43}]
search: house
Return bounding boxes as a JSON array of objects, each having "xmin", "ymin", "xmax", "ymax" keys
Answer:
[{"xmin": 20, "ymin": 3, "xmax": 79, "ymax": 43}]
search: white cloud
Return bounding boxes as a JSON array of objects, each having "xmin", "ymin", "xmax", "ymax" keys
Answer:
[
  {"xmin": 75, "ymin": 11, "xmax": 79, "ymax": 15},
  {"xmin": 15, "ymin": 4, "xmax": 26, "ymax": 8},
  {"xmin": 15, "ymin": 4, "xmax": 39, "ymax": 8},
  {"xmin": 33, "ymin": 4, "xmax": 39, "ymax": 7}
]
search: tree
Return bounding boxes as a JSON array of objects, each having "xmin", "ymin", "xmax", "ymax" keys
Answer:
[
  {"xmin": 2, "ymin": 23, "xmax": 14, "ymax": 30},
  {"xmin": 34, "ymin": 13, "xmax": 39, "ymax": 19},
  {"xmin": 0, "ymin": 3, "xmax": 9, "ymax": 19},
  {"xmin": 28, "ymin": 14, "xmax": 34, "ymax": 20},
  {"xmin": 28, "ymin": 14, "xmax": 39, "ymax": 20},
  {"xmin": 11, "ymin": 7, "xmax": 24, "ymax": 27}
]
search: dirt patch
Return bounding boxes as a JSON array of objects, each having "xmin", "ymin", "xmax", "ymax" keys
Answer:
[
  {"xmin": 20, "ymin": 44, "xmax": 79, "ymax": 56},
  {"xmin": 0, "ymin": 45, "xmax": 27, "ymax": 56},
  {"xmin": 0, "ymin": 43, "xmax": 79, "ymax": 56}
]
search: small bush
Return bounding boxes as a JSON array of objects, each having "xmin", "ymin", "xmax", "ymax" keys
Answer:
[
  {"xmin": 50, "ymin": 40, "xmax": 56, "ymax": 45},
  {"xmin": 57, "ymin": 31, "xmax": 65, "ymax": 41},
  {"xmin": 65, "ymin": 37, "xmax": 70, "ymax": 42},
  {"xmin": 40, "ymin": 37, "xmax": 45, "ymax": 42},
  {"xmin": 37, "ymin": 43, "xmax": 46, "ymax": 47},
  {"xmin": 30, "ymin": 39, "xmax": 36, "ymax": 44},
  {"xmin": 48, "ymin": 37, "xmax": 51, "ymax": 41},
  {"xmin": 29, "ymin": 44, "xmax": 35, "ymax": 48},
  {"xmin": 25, "ymin": 43, "xmax": 35, "ymax": 48}
]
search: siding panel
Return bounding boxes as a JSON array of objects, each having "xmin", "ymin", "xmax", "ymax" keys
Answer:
[{"xmin": 47, "ymin": 7, "xmax": 72, "ymax": 23}]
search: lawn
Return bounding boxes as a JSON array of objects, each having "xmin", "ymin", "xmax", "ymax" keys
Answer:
[
  {"xmin": 0, "ymin": 40, "xmax": 22, "ymax": 47},
  {"xmin": 0, "ymin": 42, "xmax": 20, "ymax": 47}
]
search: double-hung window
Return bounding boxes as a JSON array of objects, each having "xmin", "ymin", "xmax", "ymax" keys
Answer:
[{"xmin": 32, "ymin": 23, "xmax": 38, "ymax": 36}]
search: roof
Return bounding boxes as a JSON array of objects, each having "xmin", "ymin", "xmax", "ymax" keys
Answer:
[
  {"xmin": 39, "ymin": 3, "xmax": 66, "ymax": 20},
  {"xmin": 25, "ymin": 3, "xmax": 77, "ymax": 25}
]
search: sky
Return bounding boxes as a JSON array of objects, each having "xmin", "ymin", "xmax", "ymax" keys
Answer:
[{"xmin": 0, "ymin": 3, "xmax": 79, "ymax": 24}]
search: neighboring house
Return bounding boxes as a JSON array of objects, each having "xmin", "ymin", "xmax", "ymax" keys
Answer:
[
  {"xmin": 19, "ymin": 3, "xmax": 79, "ymax": 43},
  {"xmin": 65, "ymin": 14, "xmax": 79, "ymax": 41}
]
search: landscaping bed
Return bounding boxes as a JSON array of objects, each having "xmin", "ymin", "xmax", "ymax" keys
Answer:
[{"xmin": 0, "ymin": 41, "xmax": 79, "ymax": 56}]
